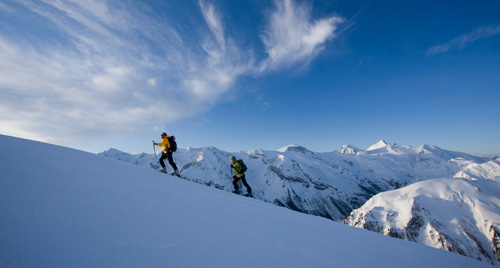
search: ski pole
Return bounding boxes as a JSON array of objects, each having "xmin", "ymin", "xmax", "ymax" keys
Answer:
[
  {"xmin": 152, "ymin": 141, "xmax": 158, "ymax": 167},
  {"xmin": 230, "ymin": 165, "xmax": 234, "ymax": 190},
  {"xmin": 153, "ymin": 141, "xmax": 157, "ymax": 160}
]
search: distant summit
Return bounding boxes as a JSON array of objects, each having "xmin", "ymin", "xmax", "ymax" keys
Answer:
[
  {"xmin": 277, "ymin": 144, "xmax": 310, "ymax": 153},
  {"xmin": 367, "ymin": 140, "xmax": 389, "ymax": 151},
  {"xmin": 338, "ymin": 144, "xmax": 360, "ymax": 155}
]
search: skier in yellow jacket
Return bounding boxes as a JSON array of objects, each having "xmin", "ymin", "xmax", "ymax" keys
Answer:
[{"xmin": 153, "ymin": 132, "xmax": 179, "ymax": 176}]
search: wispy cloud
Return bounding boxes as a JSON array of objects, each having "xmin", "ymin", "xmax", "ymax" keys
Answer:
[
  {"xmin": 0, "ymin": 0, "xmax": 343, "ymax": 147},
  {"xmin": 0, "ymin": 0, "xmax": 181, "ymax": 145},
  {"xmin": 260, "ymin": 0, "xmax": 344, "ymax": 71},
  {"xmin": 185, "ymin": 0, "xmax": 254, "ymax": 103},
  {"xmin": 426, "ymin": 25, "xmax": 500, "ymax": 56}
]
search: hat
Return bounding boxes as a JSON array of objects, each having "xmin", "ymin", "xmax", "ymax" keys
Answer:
[
  {"xmin": 161, "ymin": 132, "xmax": 167, "ymax": 136},
  {"xmin": 230, "ymin": 156, "xmax": 236, "ymax": 161}
]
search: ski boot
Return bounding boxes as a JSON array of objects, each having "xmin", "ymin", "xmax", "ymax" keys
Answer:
[
  {"xmin": 172, "ymin": 169, "xmax": 180, "ymax": 177},
  {"xmin": 232, "ymin": 189, "xmax": 241, "ymax": 195}
]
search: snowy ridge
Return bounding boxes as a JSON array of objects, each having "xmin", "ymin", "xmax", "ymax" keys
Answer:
[
  {"xmin": 1, "ymin": 134, "xmax": 494, "ymax": 267},
  {"xmin": 101, "ymin": 140, "xmax": 487, "ymax": 221},
  {"xmin": 453, "ymin": 159, "xmax": 500, "ymax": 183},
  {"xmin": 338, "ymin": 144, "xmax": 360, "ymax": 155},
  {"xmin": 342, "ymin": 177, "xmax": 500, "ymax": 266},
  {"xmin": 100, "ymin": 148, "xmax": 153, "ymax": 167}
]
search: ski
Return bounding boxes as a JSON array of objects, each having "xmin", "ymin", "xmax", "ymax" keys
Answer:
[
  {"xmin": 232, "ymin": 190, "xmax": 253, "ymax": 198},
  {"xmin": 158, "ymin": 169, "xmax": 183, "ymax": 178}
]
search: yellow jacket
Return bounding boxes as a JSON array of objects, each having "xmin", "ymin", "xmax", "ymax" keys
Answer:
[{"xmin": 156, "ymin": 136, "xmax": 171, "ymax": 153}]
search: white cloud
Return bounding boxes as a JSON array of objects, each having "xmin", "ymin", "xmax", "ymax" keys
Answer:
[
  {"xmin": 199, "ymin": 0, "xmax": 226, "ymax": 51},
  {"xmin": 91, "ymin": 66, "xmax": 132, "ymax": 92},
  {"xmin": 426, "ymin": 25, "xmax": 500, "ymax": 56},
  {"xmin": 147, "ymin": 78, "xmax": 157, "ymax": 86},
  {"xmin": 0, "ymin": 0, "xmax": 343, "ymax": 148},
  {"xmin": 259, "ymin": 0, "xmax": 344, "ymax": 71}
]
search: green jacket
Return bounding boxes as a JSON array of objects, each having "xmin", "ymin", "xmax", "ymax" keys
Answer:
[{"xmin": 232, "ymin": 160, "xmax": 245, "ymax": 178}]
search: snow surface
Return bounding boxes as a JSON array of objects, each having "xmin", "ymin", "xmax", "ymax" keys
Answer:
[
  {"xmin": 454, "ymin": 159, "xmax": 500, "ymax": 183},
  {"xmin": 0, "ymin": 134, "xmax": 495, "ymax": 267},
  {"xmin": 343, "ymin": 177, "xmax": 500, "ymax": 266}
]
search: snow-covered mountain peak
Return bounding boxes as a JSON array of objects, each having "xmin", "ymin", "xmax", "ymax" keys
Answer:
[
  {"xmin": 277, "ymin": 144, "xmax": 311, "ymax": 153},
  {"xmin": 342, "ymin": 177, "xmax": 500, "ymax": 266},
  {"xmin": 367, "ymin": 140, "xmax": 390, "ymax": 151},
  {"xmin": 244, "ymin": 149, "xmax": 264, "ymax": 155},
  {"xmin": 416, "ymin": 144, "xmax": 487, "ymax": 164},
  {"xmin": 453, "ymin": 159, "xmax": 500, "ymax": 183},
  {"xmin": 101, "ymin": 147, "xmax": 129, "ymax": 156},
  {"xmin": 417, "ymin": 144, "xmax": 453, "ymax": 157},
  {"xmin": 99, "ymin": 148, "xmax": 149, "ymax": 165},
  {"xmin": 338, "ymin": 144, "xmax": 360, "ymax": 155}
]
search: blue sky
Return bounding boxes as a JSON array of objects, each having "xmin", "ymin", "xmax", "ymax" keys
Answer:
[{"xmin": 1, "ymin": 0, "xmax": 499, "ymax": 155}]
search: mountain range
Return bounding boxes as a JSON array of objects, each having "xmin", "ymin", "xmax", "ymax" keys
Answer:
[{"xmin": 101, "ymin": 140, "xmax": 500, "ymax": 266}]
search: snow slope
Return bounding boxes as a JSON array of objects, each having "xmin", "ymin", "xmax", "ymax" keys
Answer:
[
  {"xmin": 342, "ymin": 177, "xmax": 500, "ymax": 266},
  {"xmin": 0, "ymin": 134, "xmax": 494, "ymax": 267},
  {"xmin": 454, "ymin": 158, "xmax": 500, "ymax": 183}
]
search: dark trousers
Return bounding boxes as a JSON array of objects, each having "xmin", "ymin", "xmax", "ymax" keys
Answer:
[
  {"xmin": 160, "ymin": 150, "xmax": 178, "ymax": 170},
  {"xmin": 233, "ymin": 175, "xmax": 252, "ymax": 193}
]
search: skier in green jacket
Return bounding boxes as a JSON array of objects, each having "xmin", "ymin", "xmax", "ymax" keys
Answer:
[{"xmin": 230, "ymin": 156, "xmax": 252, "ymax": 197}]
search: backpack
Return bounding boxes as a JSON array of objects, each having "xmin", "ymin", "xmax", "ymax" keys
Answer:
[
  {"xmin": 168, "ymin": 136, "xmax": 177, "ymax": 152},
  {"xmin": 237, "ymin": 159, "xmax": 247, "ymax": 173}
]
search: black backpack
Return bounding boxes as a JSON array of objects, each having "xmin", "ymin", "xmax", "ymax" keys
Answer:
[
  {"xmin": 168, "ymin": 136, "xmax": 177, "ymax": 152},
  {"xmin": 237, "ymin": 159, "xmax": 247, "ymax": 173}
]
